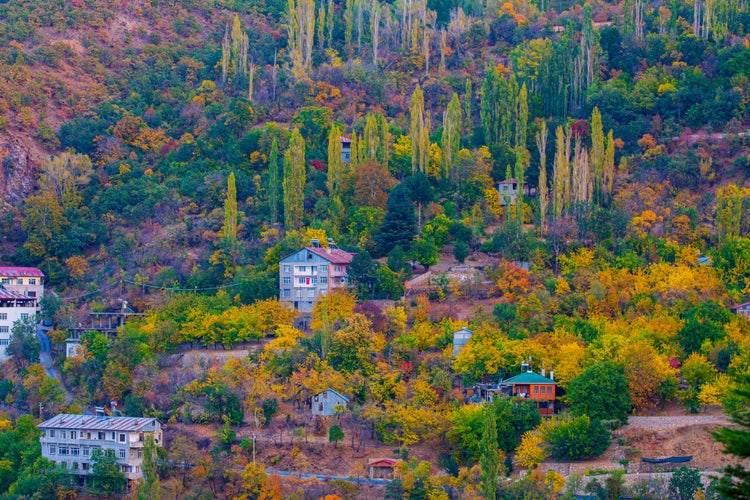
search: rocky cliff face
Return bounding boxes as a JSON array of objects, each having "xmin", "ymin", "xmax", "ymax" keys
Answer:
[{"xmin": 0, "ymin": 139, "xmax": 38, "ymax": 212}]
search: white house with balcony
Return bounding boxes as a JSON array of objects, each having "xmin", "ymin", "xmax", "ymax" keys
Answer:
[
  {"xmin": 279, "ymin": 239, "xmax": 355, "ymax": 313},
  {"xmin": 0, "ymin": 289, "xmax": 38, "ymax": 361},
  {"xmin": 38, "ymin": 413, "xmax": 163, "ymax": 483}
]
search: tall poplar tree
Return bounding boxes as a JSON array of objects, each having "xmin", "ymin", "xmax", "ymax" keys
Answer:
[
  {"xmin": 464, "ymin": 78, "xmax": 473, "ymax": 132},
  {"xmin": 327, "ymin": 124, "xmax": 344, "ymax": 197},
  {"xmin": 514, "ymin": 147, "xmax": 529, "ymax": 234},
  {"xmin": 590, "ymin": 107, "xmax": 605, "ymax": 204},
  {"xmin": 410, "ymin": 85, "xmax": 428, "ymax": 174},
  {"xmin": 479, "ymin": 407, "xmax": 500, "ymax": 500},
  {"xmin": 268, "ymin": 138, "xmax": 281, "ymax": 224},
  {"xmin": 536, "ymin": 120, "xmax": 548, "ymax": 234},
  {"xmin": 515, "ymin": 82, "xmax": 529, "ymax": 149},
  {"xmin": 224, "ymin": 172, "xmax": 238, "ymax": 242},
  {"xmin": 441, "ymin": 93, "xmax": 462, "ymax": 180},
  {"xmin": 283, "ymin": 128, "xmax": 306, "ymax": 230}
]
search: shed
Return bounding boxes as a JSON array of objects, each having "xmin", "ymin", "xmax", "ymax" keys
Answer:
[{"xmin": 368, "ymin": 458, "xmax": 402, "ymax": 479}]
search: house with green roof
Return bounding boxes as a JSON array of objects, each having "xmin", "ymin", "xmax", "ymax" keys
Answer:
[{"xmin": 500, "ymin": 370, "xmax": 557, "ymax": 415}]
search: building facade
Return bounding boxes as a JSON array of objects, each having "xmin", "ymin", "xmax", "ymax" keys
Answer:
[
  {"xmin": 38, "ymin": 414, "xmax": 163, "ymax": 482},
  {"xmin": 500, "ymin": 371, "xmax": 557, "ymax": 415},
  {"xmin": 732, "ymin": 302, "xmax": 750, "ymax": 319},
  {"xmin": 279, "ymin": 240, "xmax": 355, "ymax": 313},
  {"xmin": 310, "ymin": 388, "xmax": 350, "ymax": 417},
  {"xmin": 0, "ymin": 290, "xmax": 37, "ymax": 360},
  {"xmin": 0, "ymin": 267, "xmax": 44, "ymax": 301}
]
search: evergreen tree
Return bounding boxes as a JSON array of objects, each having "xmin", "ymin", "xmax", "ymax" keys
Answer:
[
  {"xmin": 713, "ymin": 374, "xmax": 750, "ymax": 498},
  {"xmin": 283, "ymin": 128, "xmax": 306, "ymax": 230},
  {"xmin": 480, "ymin": 406, "xmax": 500, "ymax": 500},
  {"xmin": 268, "ymin": 138, "xmax": 281, "ymax": 224},
  {"xmin": 375, "ymin": 184, "xmax": 417, "ymax": 256},
  {"xmin": 89, "ymin": 448, "xmax": 126, "ymax": 496}
]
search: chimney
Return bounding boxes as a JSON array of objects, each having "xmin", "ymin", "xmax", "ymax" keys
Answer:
[
  {"xmin": 541, "ymin": 367, "xmax": 545, "ymax": 377},
  {"xmin": 311, "ymin": 239, "xmax": 320, "ymax": 248},
  {"xmin": 549, "ymin": 370, "xmax": 554, "ymax": 381}
]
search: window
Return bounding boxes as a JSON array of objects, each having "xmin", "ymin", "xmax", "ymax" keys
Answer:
[
  {"xmin": 119, "ymin": 433, "xmax": 126, "ymax": 443},
  {"xmin": 335, "ymin": 265, "xmax": 341, "ymax": 272},
  {"xmin": 50, "ymin": 430, "xmax": 56, "ymax": 438},
  {"xmin": 308, "ymin": 289, "xmax": 315, "ymax": 298},
  {"xmin": 298, "ymin": 266, "xmax": 306, "ymax": 272},
  {"xmin": 72, "ymin": 462, "xmax": 79, "ymax": 471},
  {"xmin": 110, "ymin": 432, "xmax": 115, "ymax": 441},
  {"xmin": 59, "ymin": 446, "xmax": 69, "ymax": 456},
  {"xmin": 119, "ymin": 449, "xmax": 126, "ymax": 459},
  {"xmin": 29, "ymin": 279, "xmax": 36, "ymax": 285},
  {"xmin": 534, "ymin": 386, "xmax": 538, "ymax": 393},
  {"xmin": 97, "ymin": 432, "xmax": 105, "ymax": 440},
  {"xmin": 0, "ymin": 339, "xmax": 9, "ymax": 346},
  {"xmin": 283, "ymin": 289, "xmax": 290, "ymax": 298},
  {"xmin": 137, "ymin": 450, "xmax": 143, "ymax": 459},
  {"xmin": 311, "ymin": 266, "xmax": 317, "ymax": 273},
  {"xmin": 82, "ymin": 463, "xmax": 88, "ymax": 471},
  {"xmin": 283, "ymin": 277, "xmax": 290, "ymax": 284},
  {"xmin": 283, "ymin": 265, "xmax": 291, "ymax": 273},
  {"xmin": 320, "ymin": 288, "xmax": 327, "ymax": 296},
  {"xmin": 16, "ymin": 279, "xmax": 23, "ymax": 285},
  {"xmin": 27, "ymin": 291, "xmax": 35, "ymax": 297},
  {"xmin": 298, "ymin": 277, "xmax": 306, "ymax": 284},
  {"xmin": 71, "ymin": 447, "xmax": 79, "ymax": 456},
  {"xmin": 49, "ymin": 445, "xmax": 57, "ymax": 455},
  {"xmin": 60, "ymin": 430, "xmax": 66, "ymax": 439},
  {"xmin": 83, "ymin": 447, "xmax": 90, "ymax": 457},
  {"xmin": 1, "ymin": 278, "xmax": 9, "ymax": 285},
  {"xmin": 86, "ymin": 432, "xmax": 91, "ymax": 439},
  {"xmin": 320, "ymin": 264, "xmax": 327, "ymax": 272},
  {"xmin": 60, "ymin": 461, "xmax": 67, "ymax": 469},
  {"xmin": 71, "ymin": 431, "xmax": 76, "ymax": 440},
  {"xmin": 0, "ymin": 313, "xmax": 6, "ymax": 320},
  {"xmin": 20, "ymin": 313, "xmax": 28, "ymax": 320},
  {"xmin": 320, "ymin": 277, "xmax": 327, "ymax": 284},
  {"xmin": 0, "ymin": 326, "xmax": 9, "ymax": 334},
  {"xmin": 295, "ymin": 289, "xmax": 302, "ymax": 298}
]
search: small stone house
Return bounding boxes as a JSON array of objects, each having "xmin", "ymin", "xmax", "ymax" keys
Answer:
[
  {"xmin": 310, "ymin": 388, "xmax": 349, "ymax": 417},
  {"xmin": 498, "ymin": 179, "xmax": 517, "ymax": 206}
]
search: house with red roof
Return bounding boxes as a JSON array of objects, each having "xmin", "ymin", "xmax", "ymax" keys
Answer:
[{"xmin": 279, "ymin": 239, "xmax": 355, "ymax": 313}]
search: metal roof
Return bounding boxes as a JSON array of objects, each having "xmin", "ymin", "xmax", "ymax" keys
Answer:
[
  {"xmin": 38, "ymin": 414, "xmax": 159, "ymax": 432},
  {"xmin": 0, "ymin": 267, "xmax": 44, "ymax": 278},
  {"xmin": 502, "ymin": 371, "xmax": 556, "ymax": 385},
  {"xmin": 306, "ymin": 247, "xmax": 355, "ymax": 265},
  {"xmin": 0, "ymin": 289, "xmax": 35, "ymax": 301}
]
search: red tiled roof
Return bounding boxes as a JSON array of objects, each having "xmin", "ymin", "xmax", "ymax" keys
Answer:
[
  {"xmin": 0, "ymin": 289, "xmax": 35, "ymax": 301},
  {"xmin": 0, "ymin": 267, "xmax": 44, "ymax": 278},
  {"xmin": 307, "ymin": 247, "xmax": 355, "ymax": 265}
]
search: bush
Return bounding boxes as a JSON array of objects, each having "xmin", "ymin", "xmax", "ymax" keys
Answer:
[{"xmin": 547, "ymin": 416, "xmax": 610, "ymax": 460}]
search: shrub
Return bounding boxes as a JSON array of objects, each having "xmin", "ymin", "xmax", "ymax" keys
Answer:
[{"xmin": 546, "ymin": 416, "xmax": 610, "ymax": 460}]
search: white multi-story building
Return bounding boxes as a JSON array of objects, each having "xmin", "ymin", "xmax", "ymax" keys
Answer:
[
  {"xmin": 38, "ymin": 414, "xmax": 163, "ymax": 482},
  {"xmin": 0, "ymin": 289, "xmax": 38, "ymax": 360},
  {"xmin": 279, "ymin": 239, "xmax": 355, "ymax": 313}
]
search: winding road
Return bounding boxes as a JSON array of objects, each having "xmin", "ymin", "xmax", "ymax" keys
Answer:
[{"xmin": 36, "ymin": 325, "xmax": 74, "ymax": 403}]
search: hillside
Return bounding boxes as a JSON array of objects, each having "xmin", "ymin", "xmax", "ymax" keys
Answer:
[{"xmin": 0, "ymin": 0, "xmax": 750, "ymax": 497}]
